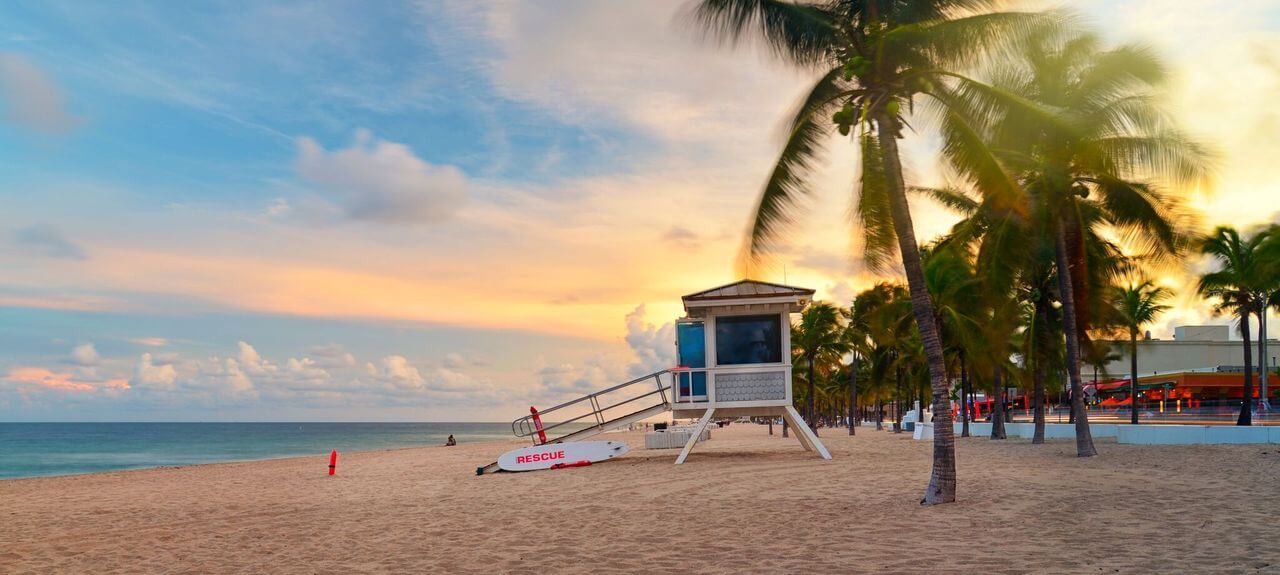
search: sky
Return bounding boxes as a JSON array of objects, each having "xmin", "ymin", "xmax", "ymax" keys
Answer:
[{"xmin": 2, "ymin": 0, "xmax": 1279, "ymax": 421}]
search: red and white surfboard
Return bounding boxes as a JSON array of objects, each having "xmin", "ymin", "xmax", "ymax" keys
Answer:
[{"xmin": 497, "ymin": 440, "xmax": 629, "ymax": 472}]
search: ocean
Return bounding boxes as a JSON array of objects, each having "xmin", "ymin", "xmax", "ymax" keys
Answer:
[{"xmin": 0, "ymin": 422, "xmax": 523, "ymax": 480}]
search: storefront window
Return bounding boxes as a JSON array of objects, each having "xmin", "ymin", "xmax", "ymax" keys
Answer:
[{"xmin": 715, "ymin": 314, "xmax": 782, "ymax": 365}]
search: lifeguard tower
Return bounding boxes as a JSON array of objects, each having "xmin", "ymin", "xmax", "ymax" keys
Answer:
[{"xmin": 476, "ymin": 280, "xmax": 830, "ymax": 475}]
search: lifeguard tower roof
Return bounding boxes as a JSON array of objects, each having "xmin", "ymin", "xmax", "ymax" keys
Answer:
[{"xmin": 681, "ymin": 279, "xmax": 814, "ymax": 313}]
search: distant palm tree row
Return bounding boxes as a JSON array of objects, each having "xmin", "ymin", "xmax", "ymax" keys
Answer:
[{"xmin": 687, "ymin": 0, "xmax": 1237, "ymax": 504}]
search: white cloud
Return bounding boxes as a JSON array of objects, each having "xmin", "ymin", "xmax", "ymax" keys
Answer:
[
  {"xmin": 285, "ymin": 357, "xmax": 330, "ymax": 382},
  {"xmin": 623, "ymin": 305, "xmax": 675, "ymax": 377},
  {"xmin": 14, "ymin": 224, "xmax": 88, "ymax": 260},
  {"xmin": 442, "ymin": 352, "xmax": 467, "ymax": 369},
  {"xmin": 132, "ymin": 353, "xmax": 177, "ymax": 390},
  {"xmin": 308, "ymin": 343, "xmax": 356, "ymax": 368},
  {"xmin": 375, "ymin": 355, "xmax": 425, "ymax": 388},
  {"xmin": 70, "ymin": 343, "xmax": 100, "ymax": 366},
  {"xmin": 237, "ymin": 341, "xmax": 276, "ymax": 375},
  {"xmin": 295, "ymin": 129, "xmax": 467, "ymax": 224},
  {"xmin": 452, "ymin": 0, "xmax": 807, "ymax": 146},
  {"xmin": 0, "ymin": 52, "xmax": 79, "ymax": 134}
]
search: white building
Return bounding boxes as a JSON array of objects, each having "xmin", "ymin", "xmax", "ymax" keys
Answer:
[{"xmin": 1092, "ymin": 325, "xmax": 1279, "ymax": 381}]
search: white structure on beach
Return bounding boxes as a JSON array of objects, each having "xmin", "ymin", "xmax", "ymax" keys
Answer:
[
  {"xmin": 478, "ymin": 280, "xmax": 831, "ymax": 475},
  {"xmin": 670, "ymin": 280, "xmax": 830, "ymax": 463}
]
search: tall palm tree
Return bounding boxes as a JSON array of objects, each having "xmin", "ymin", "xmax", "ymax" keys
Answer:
[
  {"xmin": 687, "ymin": 0, "xmax": 1058, "ymax": 504},
  {"xmin": 843, "ymin": 295, "xmax": 871, "ymax": 435},
  {"xmin": 1253, "ymin": 225, "xmax": 1280, "ymax": 410},
  {"xmin": 1198, "ymin": 226, "xmax": 1272, "ymax": 425},
  {"xmin": 941, "ymin": 32, "xmax": 1210, "ymax": 455},
  {"xmin": 792, "ymin": 301, "xmax": 851, "ymax": 432},
  {"xmin": 1110, "ymin": 279, "xmax": 1173, "ymax": 425}
]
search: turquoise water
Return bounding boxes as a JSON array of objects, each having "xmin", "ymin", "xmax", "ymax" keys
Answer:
[{"xmin": 0, "ymin": 422, "xmax": 519, "ymax": 480}]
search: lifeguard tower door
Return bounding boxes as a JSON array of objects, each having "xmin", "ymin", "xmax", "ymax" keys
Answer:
[{"xmin": 676, "ymin": 320, "xmax": 707, "ymax": 401}]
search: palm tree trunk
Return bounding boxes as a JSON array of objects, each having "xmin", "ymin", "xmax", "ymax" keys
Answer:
[
  {"xmin": 1032, "ymin": 298, "xmax": 1047, "ymax": 443},
  {"xmin": 806, "ymin": 355, "xmax": 819, "ymax": 436},
  {"xmin": 960, "ymin": 355, "xmax": 970, "ymax": 437},
  {"xmin": 1239, "ymin": 312, "xmax": 1254, "ymax": 426},
  {"xmin": 849, "ymin": 354, "xmax": 858, "ymax": 435},
  {"xmin": 1258, "ymin": 310, "xmax": 1269, "ymax": 411},
  {"xmin": 1032, "ymin": 350, "xmax": 1046, "ymax": 444},
  {"xmin": 1054, "ymin": 216, "xmax": 1098, "ymax": 456},
  {"xmin": 990, "ymin": 369, "xmax": 1007, "ymax": 440},
  {"xmin": 1130, "ymin": 331, "xmax": 1140, "ymax": 425},
  {"xmin": 806, "ymin": 354, "xmax": 816, "ymax": 428},
  {"xmin": 875, "ymin": 113, "xmax": 955, "ymax": 504},
  {"xmin": 893, "ymin": 365, "xmax": 903, "ymax": 433},
  {"xmin": 876, "ymin": 399, "xmax": 884, "ymax": 431}
]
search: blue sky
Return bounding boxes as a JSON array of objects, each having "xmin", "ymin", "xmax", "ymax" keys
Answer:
[{"xmin": 3, "ymin": 0, "xmax": 1280, "ymax": 421}]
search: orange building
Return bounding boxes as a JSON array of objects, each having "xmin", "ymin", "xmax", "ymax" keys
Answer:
[{"xmin": 1089, "ymin": 370, "xmax": 1279, "ymax": 410}]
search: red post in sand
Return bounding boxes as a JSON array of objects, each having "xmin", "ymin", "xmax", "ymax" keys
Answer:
[
  {"xmin": 530, "ymin": 406, "xmax": 547, "ymax": 445},
  {"xmin": 328, "ymin": 449, "xmax": 338, "ymax": 476}
]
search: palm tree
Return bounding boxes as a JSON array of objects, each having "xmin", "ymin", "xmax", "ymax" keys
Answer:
[
  {"xmin": 687, "ymin": 0, "xmax": 1059, "ymax": 504},
  {"xmin": 792, "ymin": 301, "xmax": 851, "ymax": 433},
  {"xmin": 1198, "ymin": 226, "xmax": 1272, "ymax": 425},
  {"xmin": 843, "ymin": 295, "xmax": 871, "ymax": 435},
  {"xmin": 1110, "ymin": 279, "xmax": 1173, "ymax": 424},
  {"xmin": 1253, "ymin": 225, "xmax": 1280, "ymax": 411},
  {"xmin": 941, "ymin": 32, "xmax": 1210, "ymax": 455}
]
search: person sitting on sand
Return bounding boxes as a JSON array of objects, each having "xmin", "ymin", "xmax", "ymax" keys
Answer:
[{"xmin": 445, "ymin": 435, "xmax": 456, "ymax": 446}]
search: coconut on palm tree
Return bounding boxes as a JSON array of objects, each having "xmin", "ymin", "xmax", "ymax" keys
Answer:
[{"xmin": 1109, "ymin": 279, "xmax": 1173, "ymax": 424}]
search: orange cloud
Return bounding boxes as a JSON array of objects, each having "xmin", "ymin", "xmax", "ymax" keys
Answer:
[{"xmin": 5, "ymin": 367, "xmax": 128, "ymax": 392}]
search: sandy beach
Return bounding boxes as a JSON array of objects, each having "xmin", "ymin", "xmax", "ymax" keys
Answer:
[{"xmin": 3, "ymin": 424, "xmax": 1279, "ymax": 574}]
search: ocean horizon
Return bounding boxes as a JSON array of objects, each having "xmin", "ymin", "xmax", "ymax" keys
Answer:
[{"xmin": 0, "ymin": 422, "xmax": 532, "ymax": 480}]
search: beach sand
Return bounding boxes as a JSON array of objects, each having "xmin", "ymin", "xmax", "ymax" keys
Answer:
[{"xmin": 3, "ymin": 423, "xmax": 1279, "ymax": 574}]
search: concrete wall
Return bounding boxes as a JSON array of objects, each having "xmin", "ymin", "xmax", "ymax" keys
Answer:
[
  {"xmin": 1117, "ymin": 424, "xmax": 1280, "ymax": 445},
  {"xmin": 944, "ymin": 422, "xmax": 1116, "ymax": 439},
  {"xmin": 932, "ymin": 422, "xmax": 1280, "ymax": 445}
]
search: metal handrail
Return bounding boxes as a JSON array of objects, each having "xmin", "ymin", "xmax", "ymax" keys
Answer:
[{"xmin": 512, "ymin": 369, "xmax": 672, "ymax": 441}]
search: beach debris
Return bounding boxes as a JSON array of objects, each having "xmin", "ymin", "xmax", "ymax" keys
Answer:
[{"xmin": 328, "ymin": 449, "xmax": 338, "ymax": 476}]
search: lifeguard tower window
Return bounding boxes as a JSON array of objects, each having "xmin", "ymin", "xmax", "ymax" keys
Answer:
[{"xmin": 715, "ymin": 314, "xmax": 782, "ymax": 365}]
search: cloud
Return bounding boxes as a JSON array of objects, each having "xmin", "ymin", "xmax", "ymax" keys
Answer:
[
  {"xmin": 70, "ymin": 343, "xmax": 100, "ymax": 366},
  {"xmin": 285, "ymin": 357, "xmax": 330, "ymax": 382},
  {"xmin": 130, "ymin": 337, "xmax": 169, "ymax": 347},
  {"xmin": 308, "ymin": 343, "xmax": 356, "ymax": 368},
  {"xmin": 132, "ymin": 353, "xmax": 177, "ymax": 390},
  {"xmin": 0, "ymin": 52, "xmax": 80, "ymax": 134},
  {"xmin": 623, "ymin": 305, "xmax": 676, "ymax": 377},
  {"xmin": 237, "ymin": 341, "xmax": 276, "ymax": 375},
  {"xmin": 5, "ymin": 367, "xmax": 128, "ymax": 392},
  {"xmin": 14, "ymin": 224, "xmax": 88, "ymax": 260},
  {"xmin": 374, "ymin": 355, "xmax": 425, "ymax": 388},
  {"xmin": 295, "ymin": 129, "xmax": 467, "ymax": 224},
  {"xmin": 442, "ymin": 352, "xmax": 467, "ymax": 369},
  {"xmin": 662, "ymin": 226, "xmax": 701, "ymax": 249},
  {"xmin": 530, "ymin": 305, "xmax": 677, "ymax": 403}
]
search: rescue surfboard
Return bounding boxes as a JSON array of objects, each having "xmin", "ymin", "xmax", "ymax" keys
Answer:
[{"xmin": 497, "ymin": 440, "xmax": 629, "ymax": 472}]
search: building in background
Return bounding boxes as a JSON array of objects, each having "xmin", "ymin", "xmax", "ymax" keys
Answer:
[
  {"xmin": 1086, "ymin": 325, "xmax": 1279, "ymax": 413},
  {"xmin": 1091, "ymin": 325, "xmax": 1278, "ymax": 380}
]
